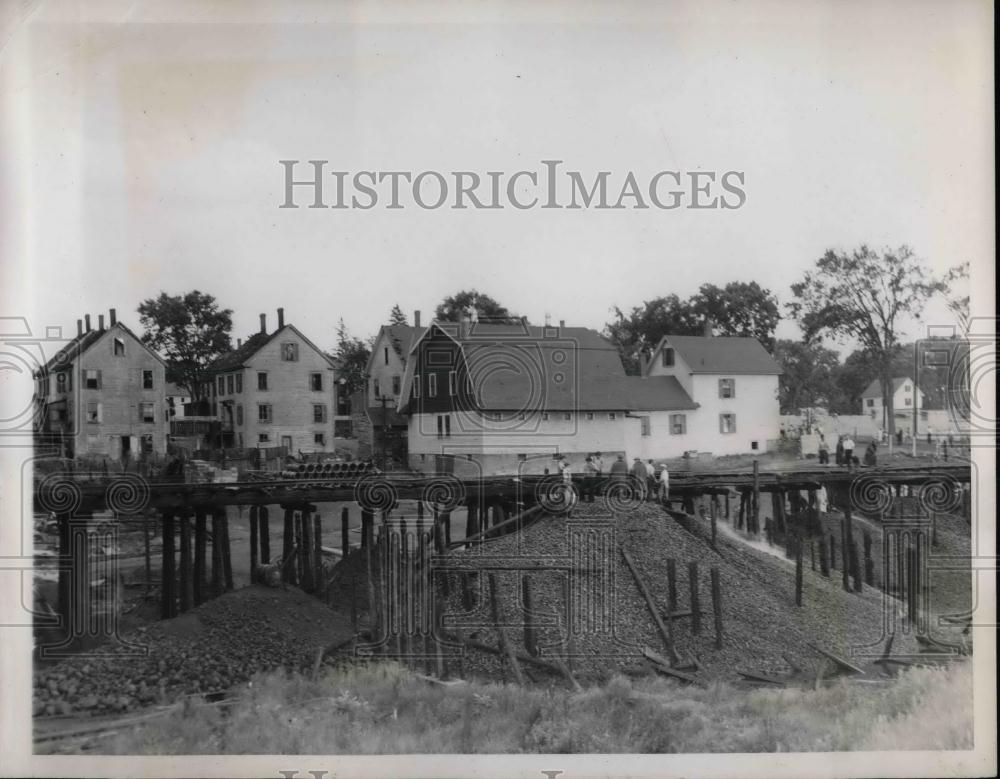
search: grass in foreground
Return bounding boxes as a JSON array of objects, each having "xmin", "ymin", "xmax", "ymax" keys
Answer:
[{"xmin": 105, "ymin": 660, "xmax": 972, "ymax": 754}]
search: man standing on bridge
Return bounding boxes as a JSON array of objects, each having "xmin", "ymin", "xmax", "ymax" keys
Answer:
[{"xmin": 842, "ymin": 435, "xmax": 856, "ymax": 468}]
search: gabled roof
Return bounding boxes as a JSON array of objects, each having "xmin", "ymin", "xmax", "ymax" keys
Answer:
[
  {"xmin": 861, "ymin": 376, "xmax": 915, "ymax": 398},
  {"xmin": 41, "ymin": 321, "xmax": 165, "ymax": 373},
  {"xmin": 364, "ymin": 324, "xmax": 428, "ymax": 375},
  {"xmin": 399, "ymin": 321, "xmax": 696, "ymax": 413},
  {"xmin": 164, "ymin": 382, "xmax": 189, "ymax": 397},
  {"xmin": 205, "ymin": 324, "xmax": 334, "ymax": 373},
  {"xmin": 650, "ymin": 335, "xmax": 781, "ymax": 375}
]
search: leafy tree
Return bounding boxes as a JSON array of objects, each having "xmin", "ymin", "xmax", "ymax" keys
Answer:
[
  {"xmin": 332, "ymin": 318, "xmax": 371, "ymax": 397},
  {"xmin": 942, "ymin": 261, "xmax": 970, "ymax": 332},
  {"xmin": 434, "ymin": 289, "xmax": 515, "ymax": 322},
  {"xmin": 690, "ymin": 282, "xmax": 781, "ymax": 350},
  {"xmin": 788, "ymin": 245, "xmax": 945, "ymax": 436},
  {"xmin": 773, "ymin": 339, "xmax": 845, "ymax": 413},
  {"xmin": 137, "ymin": 291, "xmax": 233, "ymax": 401},
  {"xmin": 388, "ymin": 304, "xmax": 408, "ymax": 326},
  {"xmin": 605, "ymin": 282, "xmax": 781, "ymax": 374}
]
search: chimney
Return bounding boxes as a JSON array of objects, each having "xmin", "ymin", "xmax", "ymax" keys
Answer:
[
  {"xmin": 277, "ymin": 307, "xmax": 285, "ymax": 329},
  {"xmin": 703, "ymin": 318, "xmax": 714, "ymax": 338},
  {"xmin": 98, "ymin": 314, "xmax": 105, "ymax": 331},
  {"xmin": 559, "ymin": 319, "xmax": 565, "ymax": 328},
  {"xmin": 109, "ymin": 308, "xmax": 117, "ymax": 326},
  {"xmin": 84, "ymin": 314, "xmax": 91, "ymax": 332},
  {"xmin": 640, "ymin": 351, "xmax": 649, "ymax": 374},
  {"xmin": 77, "ymin": 319, "xmax": 83, "ymax": 336},
  {"xmin": 259, "ymin": 313, "xmax": 267, "ymax": 334},
  {"xmin": 414, "ymin": 310, "xmax": 421, "ymax": 328},
  {"xmin": 237, "ymin": 338, "xmax": 243, "ymax": 348}
]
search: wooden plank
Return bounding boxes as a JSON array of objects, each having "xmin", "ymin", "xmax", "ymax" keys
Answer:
[
  {"xmin": 641, "ymin": 648, "xmax": 699, "ymax": 684},
  {"xmin": 622, "ymin": 548, "xmax": 679, "ymax": 664},
  {"xmin": 807, "ymin": 642, "xmax": 866, "ymax": 676},
  {"xmin": 737, "ymin": 670, "xmax": 787, "ymax": 686}
]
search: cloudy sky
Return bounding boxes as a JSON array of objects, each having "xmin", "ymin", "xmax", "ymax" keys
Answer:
[{"xmin": 2, "ymin": 0, "xmax": 992, "ymax": 355}]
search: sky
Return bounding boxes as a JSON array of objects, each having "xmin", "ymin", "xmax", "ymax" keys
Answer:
[{"xmin": 1, "ymin": 0, "xmax": 993, "ymax": 358}]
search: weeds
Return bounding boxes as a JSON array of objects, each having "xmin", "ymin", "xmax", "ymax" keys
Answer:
[{"xmin": 104, "ymin": 660, "xmax": 973, "ymax": 754}]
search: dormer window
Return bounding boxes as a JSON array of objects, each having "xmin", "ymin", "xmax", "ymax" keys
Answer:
[{"xmin": 661, "ymin": 347, "xmax": 674, "ymax": 367}]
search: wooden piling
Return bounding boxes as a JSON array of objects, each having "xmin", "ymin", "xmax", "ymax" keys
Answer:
[
  {"xmin": 179, "ymin": 514, "xmax": 193, "ymax": 611},
  {"xmin": 465, "ymin": 497, "xmax": 479, "ymax": 544},
  {"xmin": 259, "ymin": 506, "xmax": 270, "ymax": 564},
  {"xmin": 194, "ymin": 509, "xmax": 207, "ymax": 605},
  {"xmin": 282, "ymin": 507, "xmax": 296, "ymax": 584},
  {"xmin": 522, "ymin": 575, "xmax": 538, "ymax": 657},
  {"xmin": 313, "ymin": 514, "xmax": 323, "ymax": 593},
  {"xmin": 830, "ymin": 534, "xmax": 837, "ymax": 572},
  {"xmin": 851, "ymin": 541, "xmax": 863, "ymax": 593},
  {"xmin": 249, "ymin": 506, "xmax": 259, "ymax": 583},
  {"xmin": 361, "ymin": 508, "xmax": 373, "ymax": 549},
  {"xmin": 302, "ymin": 508, "xmax": 315, "ymax": 592},
  {"xmin": 488, "ymin": 573, "xmax": 526, "ymax": 684},
  {"xmin": 341, "ymin": 507, "xmax": 350, "ymax": 557},
  {"xmin": 795, "ymin": 535, "xmax": 803, "ymax": 607},
  {"xmin": 143, "ymin": 514, "xmax": 151, "ymax": 600},
  {"xmin": 710, "ymin": 498, "xmax": 718, "ymax": 548},
  {"xmin": 819, "ymin": 536, "xmax": 830, "ymax": 577},
  {"xmin": 623, "ymin": 548, "xmax": 678, "ymax": 661},
  {"xmin": 841, "ymin": 519, "xmax": 850, "ymax": 592},
  {"xmin": 688, "ymin": 562, "xmax": 701, "ymax": 635},
  {"xmin": 161, "ymin": 513, "xmax": 176, "ymax": 619},
  {"xmin": 711, "ymin": 567, "xmax": 723, "ymax": 649},
  {"xmin": 751, "ymin": 460, "xmax": 760, "ymax": 533},
  {"xmin": 211, "ymin": 510, "xmax": 224, "ymax": 595},
  {"xmin": 220, "ymin": 509, "xmax": 233, "ymax": 591}
]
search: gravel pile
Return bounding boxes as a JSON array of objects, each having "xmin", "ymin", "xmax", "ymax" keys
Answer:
[
  {"xmin": 437, "ymin": 501, "xmax": 938, "ymax": 685},
  {"xmin": 33, "ymin": 585, "xmax": 349, "ymax": 717}
]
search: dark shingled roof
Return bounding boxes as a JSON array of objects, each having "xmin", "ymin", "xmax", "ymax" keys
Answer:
[
  {"xmin": 385, "ymin": 325, "xmax": 427, "ymax": 359},
  {"xmin": 41, "ymin": 322, "xmax": 163, "ymax": 373},
  {"xmin": 661, "ymin": 335, "xmax": 781, "ymax": 375},
  {"xmin": 861, "ymin": 377, "xmax": 912, "ymax": 398},
  {"xmin": 204, "ymin": 331, "xmax": 274, "ymax": 373}
]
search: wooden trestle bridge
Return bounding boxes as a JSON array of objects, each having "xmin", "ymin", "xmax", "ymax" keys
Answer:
[{"xmin": 33, "ymin": 462, "xmax": 972, "ymax": 656}]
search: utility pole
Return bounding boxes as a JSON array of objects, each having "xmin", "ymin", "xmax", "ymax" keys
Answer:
[
  {"xmin": 381, "ymin": 394, "xmax": 389, "ymax": 471},
  {"xmin": 912, "ymin": 344, "xmax": 919, "ymax": 457}
]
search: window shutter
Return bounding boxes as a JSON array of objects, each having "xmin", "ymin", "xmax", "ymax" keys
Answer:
[{"xmin": 97, "ymin": 370, "xmax": 102, "ymax": 389}]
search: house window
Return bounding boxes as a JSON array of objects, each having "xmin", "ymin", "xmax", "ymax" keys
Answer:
[
  {"xmin": 142, "ymin": 370, "xmax": 154, "ymax": 389},
  {"xmin": 867, "ymin": 398, "xmax": 874, "ymax": 408},
  {"xmin": 314, "ymin": 433, "xmax": 326, "ymax": 446},
  {"xmin": 258, "ymin": 403, "xmax": 272, "ymax": 422},
  {"xmin": 282, "ymin": 343, "xmax": 299, "ymax": 361},
  {"xmin": 670, "ymin": 414, "xmax": 687, "ymax": 435},
  {"xmin": 608, "ymin": 413, "xmax": 617, "ymax": 420},
  {"xmin": 720, "ymin": 413, "xmax": 737, "ymax": 434},
  {"xmin": 428, "ymin": 374, "xmax": 437, "ymax": 397},
  {"xmin": 436, "ymin": 414, "xmax": 448, "ymax": 438},
  {"xmin": 448, "ymin": 371, "xmax": 456, "ymax": 395},
  {"xmin": 313, "ymin": 404, "xmax": 327, "ymax": 423},
  {"xmin": 563, "ymin": 412, "xmax": 572, "ymax": 420},
  {"xmin": 258, "ymin": 433, "xmax": 270, "ymax": 443},
  {"xmin": 310, "ymin": 373, "xmax": 323, "ymax": 391},
  {"xmin": 217, "ymin": 376, "xmax": 225, "ymax": 395},
  {"xmin": 373, "ymin": 378, "xmax": 381, "ymax": 398},
  {"xmin": 392, "ymin": 375, "xmax": 401, "ymax": 396},
  {"xmin": 235, "ymin": 373, "xmax": 243, "ymax": 393},
  {"xmin": 384, "ymin": 347, "xmax": 389, "ymax": 365},
  {"xmin": 257, "ymin": 372, "xmax": 268, "ymax": 390},
  {"xmin": 236, "ymin": 405, "xmax": 243, "ymax": 426},
  {"xmin": 227, "ymin": 374, "xmax": 234, "ymax": 394},
  {"xmin": 586, "ymin": 412, "xmax": 595, "ymax": 421},
  {"xmin": 719, "ymin": 378, "xmax": 735, "ymax": 399},
  {"xmin": 640, "ymin": 417, "xmax": 651, "ymax": 437},
  {"xmin": 113, "ymin": 337, "xmax": 125, "ymax": 356},
  {"xmin": 84, "ymin": 369, "xmax": 101, "ymax": 389},
  {"xmin": 412, "ymin": 377, "xmax": 421, "ymax": 399},
  {"xmin": 661, "ymin": 347, "xmax": 674, "ymax": 367},
  {"xmin": 904, "ymin": 397, "xmax": 912, "ymax": 406},
  {"xmin": 542, "ymin": 413, "xmax": 550, "ymax": 421},
  {"xmin": 491, "ymin": 412, "xmax": 503, "ymax": 422},
  {"xmin": 56, "ymin": 372, "xmax": 67, "ymax": 392},
  {"xmin": 86, "ymin": 401, "xmax": 101, "ymax": 423},
  {"xmin": 139, "ymin": 402, "xmax": 155, "ymax": 423}
]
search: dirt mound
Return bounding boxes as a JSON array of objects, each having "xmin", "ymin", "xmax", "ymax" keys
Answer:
[
  {"xmin": 437, "ymin": 501, "xmax": 939, "ymax": 684},
  {"xmin": 33, "ymin": 585, "xmax": 351, "ymax": 717}
]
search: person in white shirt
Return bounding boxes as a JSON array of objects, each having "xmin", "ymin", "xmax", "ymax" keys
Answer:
[
  {"xmin": 842, "ymin": 436, "xmax": 855, "ymax": 467},
  {"xmin": 656, "ymin": 464, "xmax": 670, "ymax": 504}
]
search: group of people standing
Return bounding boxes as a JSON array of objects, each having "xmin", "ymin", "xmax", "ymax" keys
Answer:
[
  {"xmin": 556, "ymin": 451, "xmax": 670, "ymax": 504},
  {"xmin": 817, "ymin": 433, "xmax": 878, "ymax": 468}
]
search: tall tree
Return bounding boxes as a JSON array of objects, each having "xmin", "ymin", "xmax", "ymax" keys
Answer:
[
  {"xmin": 690, "ymin": 282, "xmax": 781, "ymax": 350},
  {"xmin": 434, "ymin": 289, "xmax": 514, "ymax": 322},
  {"xmin": 388, "ymin": 304, "xmax": 408, "ymax": 326},
  {"xmin": 605, "ymin": 282, "xmax": 781, "ymax": 374},
  {"xmin": 332, "ymin": 318, "xmax": 371, "ymax": 397},
  {"xmin": 942, "ymin": 261, "xmax": 970, "ymax": 332},
  {"xmin": 788, "ymin": 244, "xmax": 945, "ymax": 436},
  {"xmin": 137, "ymin": 290, "xmax": 233, "ymax": 401},
  {"xmin": 772, "ymin": 339, "xmax": 845, "ymax": 413}
]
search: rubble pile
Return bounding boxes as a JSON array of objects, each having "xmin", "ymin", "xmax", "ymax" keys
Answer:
[{"xmin": 33, "ymin": 586, "xmax": 348, "ymax": 717}]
